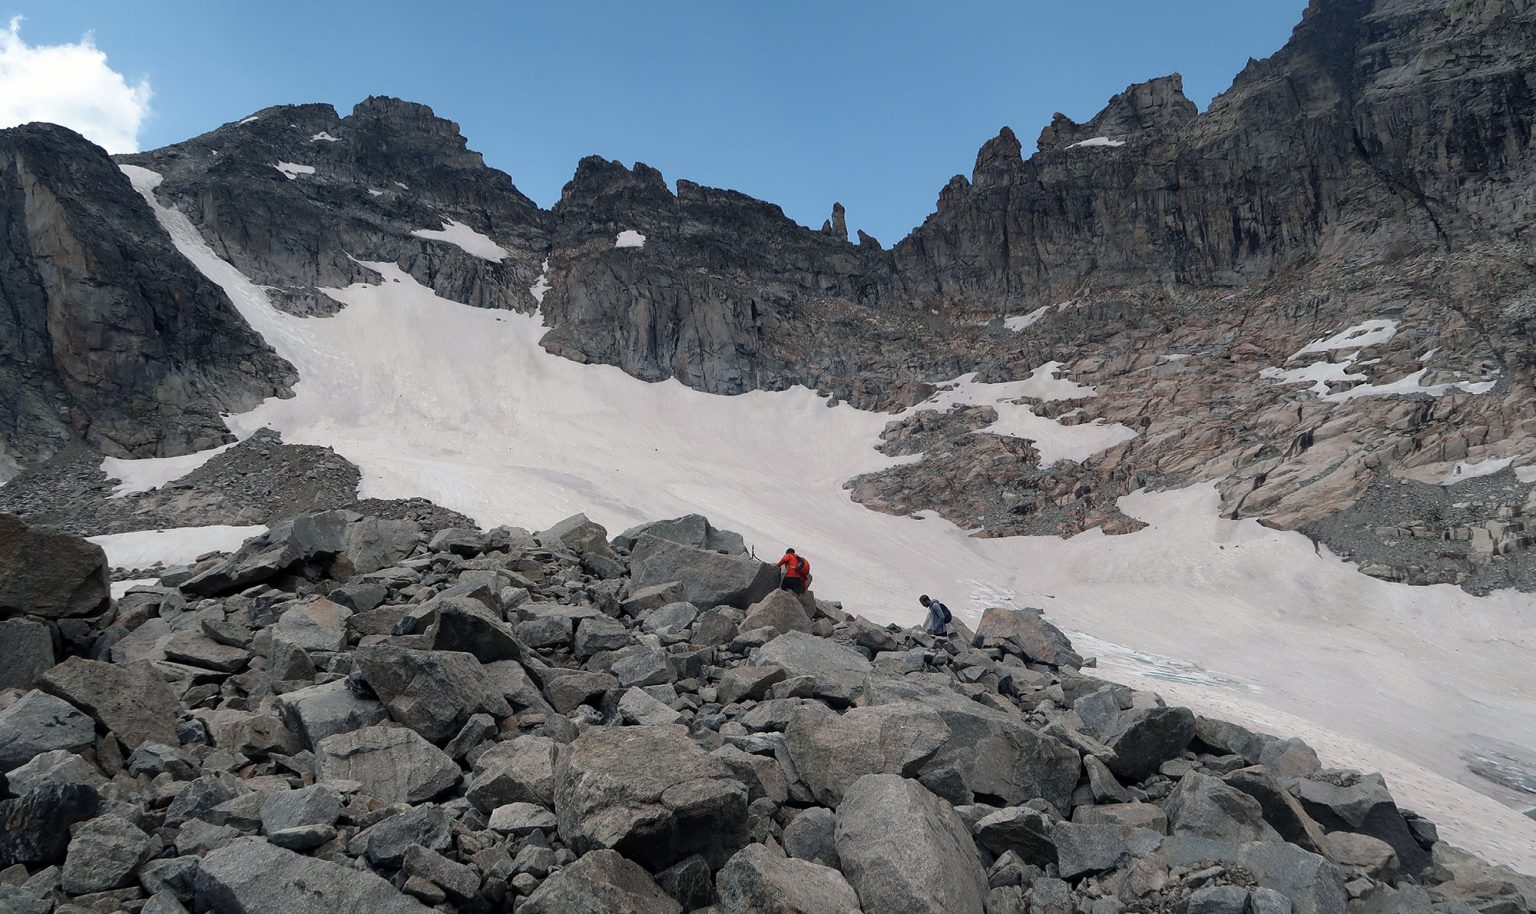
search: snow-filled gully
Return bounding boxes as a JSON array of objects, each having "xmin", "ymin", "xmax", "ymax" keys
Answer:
[{"xmin": 115, "ymin": 164, "xmax": 1536, "ymax": 870}]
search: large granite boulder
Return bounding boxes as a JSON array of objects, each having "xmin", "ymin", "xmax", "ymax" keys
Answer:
[
  {"xmin": 834, "ymin": 774, "xmax": 988, "ymax": 914},
  {"xmin": 38, "ymin": 657, "xmax": 179, "ymax": 749},
  {"xmin": 0, "ymin": 691, "xmax": 95, "ymax": 770},
  {"xmin": 354, "ymin": 645, "xmax": 509, "ymax": 742},
  {"xmin": 554, "ymin": 724, "xmax": 748, "ymax": 870},
  {"xmin": 520, "ymin": 849, "xmax": 681, "ymax": 914},
  {"xmin": 315, "ymin": 725, "xmax": 459, "ymax": 803},
  {"xmin": 786, "ymin": 701, "xmax": 949, "ymax": 805},
  {"xmin": 0, "ymin": 514, "xmax": 110, "ymax": 618},
  {"xmin": 627, "ymin": 533, "xmax": 777, "ymax": 609},
  {"xmin": 715, "ymin": 842, "xmax": 861, "ymax": 914},
  {"xmin": 197, "ymin": 837, "xmax": 434, "ymax": 914}
]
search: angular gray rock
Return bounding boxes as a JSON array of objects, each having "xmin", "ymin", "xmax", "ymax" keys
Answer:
[
  {"xmin": 715, "ymin": 842, "xmax": 861, "ymax": 914},
  {"xmin": 260, "ymin": 783, "xmax": 342, "ymax": 834},
  {"xmin": 520, "ymin": 849, "xmax": 682, "ymax": 914},
  {"xmin": 739, "ymin": 589, "xmax": 814, "ymax": 637},
  {"xmin": 429, "ymin": 596, "xmax": 526, "ymax": 663},
  {"xmin": 0, "ymin": 514, "xmax": 110, "ymax": 618},
  {"xmin": 271, "ymin": 598, "xmax": 351, "ymax": 652},
  {"xmin": 554, "ymin": 724, "xmax": 748, "ymax": 869},
  {"xmin": 971, "ymin": 606, "xmax": 1082, "ymax": 667},
  {"xmin": 38, "ymin": 657, "xmax": 179, "ymax": 749},
  {"xmin": 316, "ymin": 725, "xmax": 459, "ymax": 803},
  {"xmin": 274, "ymin": 679, "xmax": 389, "ymax": 749},
  {"xmin": 354, "ymin": 644, "xmax": 509, "ymax": 742},
  {"xmin": 628, "ymin": 533, "xmax": 778, "ymax": 609},
  {"xmin": 784, "ymin": 806, "xmax": 841, "ymax": 869},
  {"xmin": 615, "ymin": 514, "xmax": 745, "ymax": 555},
  {"xmin": 1103, "ymin": 705, "xmax": 1195, "ymax": 783},
  {"xmin": 834, "ymin": 773, "xmax": 988, "ymax": 914},
  {"xmin": 0, "ymin": 782, "xmax": 101, "ymax": 867},
  {"xmin": 1292, "ymin": 771, "xmax": 1430, "ymax": 873},
  {"xmin": 755, "ymin": 631, "xmax": 872, "ymax": 705},
  {"xmin": 1165, "ymin": 772, "xmax": 1282, "ymax": 843},
  {"xmin": 0, "ymin": 618, "xmax": 54, "ymax": 690},
  {"xmin": 786, "ymin": 701, "xmax": 949, "ymax": 805},
  {"xmin": 467, "ymin": 735, "xmax": 558, "ymax": 811},
  {"xmin": 1051, "ymin": 822, "xmax": 1161, "ymax": 879},
  {"xmin": 60, "ymin": 814, "xmax": 154, "ymax": 894},
  {"xmin": 0, "ymin": 690, "xmax": 95, "ymax": 770},
  {"xmin": 197, "ymin": 837, "xmax": 434, "ymax": 914},
  {"xmin": 362, "ymin": 804, "xmax": 452, "ymax": 867}
]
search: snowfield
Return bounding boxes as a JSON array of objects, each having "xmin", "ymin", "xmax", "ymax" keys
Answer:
[
  {"xmin": 115, "ymin": 164, "xmax": 1536, "ymax": 871},
  {"xmin": 410, "ymin": 219, "xmax": 511, "ymax": 262},
  {"xmin": 89, "ymin": 525, "xmax": 269, "ymax": 570}
]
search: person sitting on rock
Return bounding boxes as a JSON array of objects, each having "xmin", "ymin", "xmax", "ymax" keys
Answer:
[
  {"xmin": 775, "ymin": 547, "xmax": 811, "ymax": 594},
  {"xmin": 919, "ymin": 594, "xmax": 951, "ymax": 636}
]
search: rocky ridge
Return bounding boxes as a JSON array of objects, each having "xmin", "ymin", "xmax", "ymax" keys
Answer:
[{"xmin": 2, "ymin": 508, "xmax": 1533, "ymax": 913}]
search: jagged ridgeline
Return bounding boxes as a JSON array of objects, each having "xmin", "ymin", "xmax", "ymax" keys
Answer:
[{"xmin": 3, "ymin": 508, "xmax": 1529, "ymax": 913}]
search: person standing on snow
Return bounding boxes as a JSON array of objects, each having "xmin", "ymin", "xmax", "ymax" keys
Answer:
[
  {"xmin": 775, "ymin": 548, "xmax": 811, "ymax": 594},
  {"xmin": 919, "ymin": 594, "xmax": 951, "ymax": 636}
]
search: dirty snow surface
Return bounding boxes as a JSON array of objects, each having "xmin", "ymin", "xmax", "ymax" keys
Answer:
[
  {"xmin": 1066, "ymin": 136, "xmax": 1126, "ymax": 149},
  {"xmin": 89, "ymin": 525, "xmax": 267, "ymax": 570},
  {"xmin": 101, "ymin": 444, "xmax": 234, "ymax": 497},
  {"xmin": 410, "ymin": 219, "xmax": 510, "ymax": 262},
  {"xmin": 273, "ymin": 162, "xmax": 315, "ymax": 180},
  {"xmin": 116, "ymin": 163, "xmax": 1536, "ymax": 872}
]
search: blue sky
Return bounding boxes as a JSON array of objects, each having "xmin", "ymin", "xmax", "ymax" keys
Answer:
[{"xmin": 5, "ymin": 2, "xmax": 1306, "ymax": 242}]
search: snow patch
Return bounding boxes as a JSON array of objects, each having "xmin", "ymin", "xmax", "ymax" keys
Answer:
[
  {"xmin": 1419, "ymin": 347, "xmax": 1440, "ymax": 362},
  {"xmin": 1158, "ymin": 354, "xmax": 1191, "ymax": 363},
  {"xmin": 1260, "ymin": 360, "xmax": 1366, "ymax": 397},
  {"xmin": 238, "ymin": 116, "xmax": 258, "ymax": 125},
  {"xmin": 111, "ymin": 579, "xmax": 158, "ymax": 599},
  {"xmin": 393, "ymin": 181, "xmax": 408, "ymax": 189},
  {"xmin": 89, "ymin": 525, "xmax": 266, "ymax": 570},
  {"xmin": 1292, "ymin": 319, "xmax": 1399, "ymax": 360},
  {"xmin": 1322, "ymin": 368, "xmax": 1497, "ymax": 403},
  {"xmin": 913, "ymin": 364, "xmax": 1135, "ymax": 465},
  {"xmin": 273, "ymin": 162, "xmax": 315, "ymax": 180},
  {"xmin": 1516, "ymin": 466, "xmax": 1536, "ymax": 484},
  {"xmin": 1003, "ymin": 306, "xmax": 1050, "ymax": 332},
  {"xmin": 530, "ymin": 258, "xmax": 551, "ymax": 304},
  {"xmin": 410, "ymin": 219, "xmax": 510, "ymax": 263},
  {"xmin": 615, "ymin": 230, "xmax": 647, "ymax": 249},
  {"xmin": 100, "ymin": 443, "xmax": 234, "ymax": 497},
  {"xmin": 310, "ymin": 131, "xmax": 339, "ymax": 142},
  {"xmin": 1443, "ymin": 457, "xmax": 1515, "ymax": 485},
  {"xmin": 367, "ymin": 189, "xmax": 384, "ymax": 197},
  {"xmin": 122, "ymin": 166, "xmax": 1536, "ymax": 871},
  {"xmin": 1066, "ymin": 136, "xmax": 1126, "ymax": 149}
]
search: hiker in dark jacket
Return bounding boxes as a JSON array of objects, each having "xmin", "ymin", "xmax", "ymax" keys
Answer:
[{"xmin": 919, "ymin": 594, "xmax": 950, "ymax": 636}]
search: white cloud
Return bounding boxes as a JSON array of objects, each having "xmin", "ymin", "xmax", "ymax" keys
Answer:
[{"xmin": 0, "ymin": 16, "xmax": 151, "ymax": 154}]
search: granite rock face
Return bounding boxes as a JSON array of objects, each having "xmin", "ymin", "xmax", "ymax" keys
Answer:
[{"xmin": 0, "ymin": 124, "xmax": 293, "ymax": 466}]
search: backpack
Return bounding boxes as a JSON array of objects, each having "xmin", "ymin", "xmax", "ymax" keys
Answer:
[
  {"xmin": 796, "ymin": 556, "xmax": 811, "ymax": 579},
  {"xmin": 934, "ymin": 601, "xmax": 952, "ymax": 623}
]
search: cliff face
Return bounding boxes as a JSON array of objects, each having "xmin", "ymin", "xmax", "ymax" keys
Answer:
[
  {"xmin": 889, "ymin": 0, "xmax": 1535, "ymax": 312},
  {"xmin": 117, "ymin": 96, "xmax": 552, "ymax": 316},
  {"xmin": 0, "ymin": 124, "xmax": 294, "ymax": 466},
  {"xmin": 535, "ymin": 157, "xmax": 942, "ymax": 408}
]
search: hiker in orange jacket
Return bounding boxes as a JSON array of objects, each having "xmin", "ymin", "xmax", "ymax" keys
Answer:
[{"xmin": 775, "ymin": 548, "xmax": 811, "ymax": 594}]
